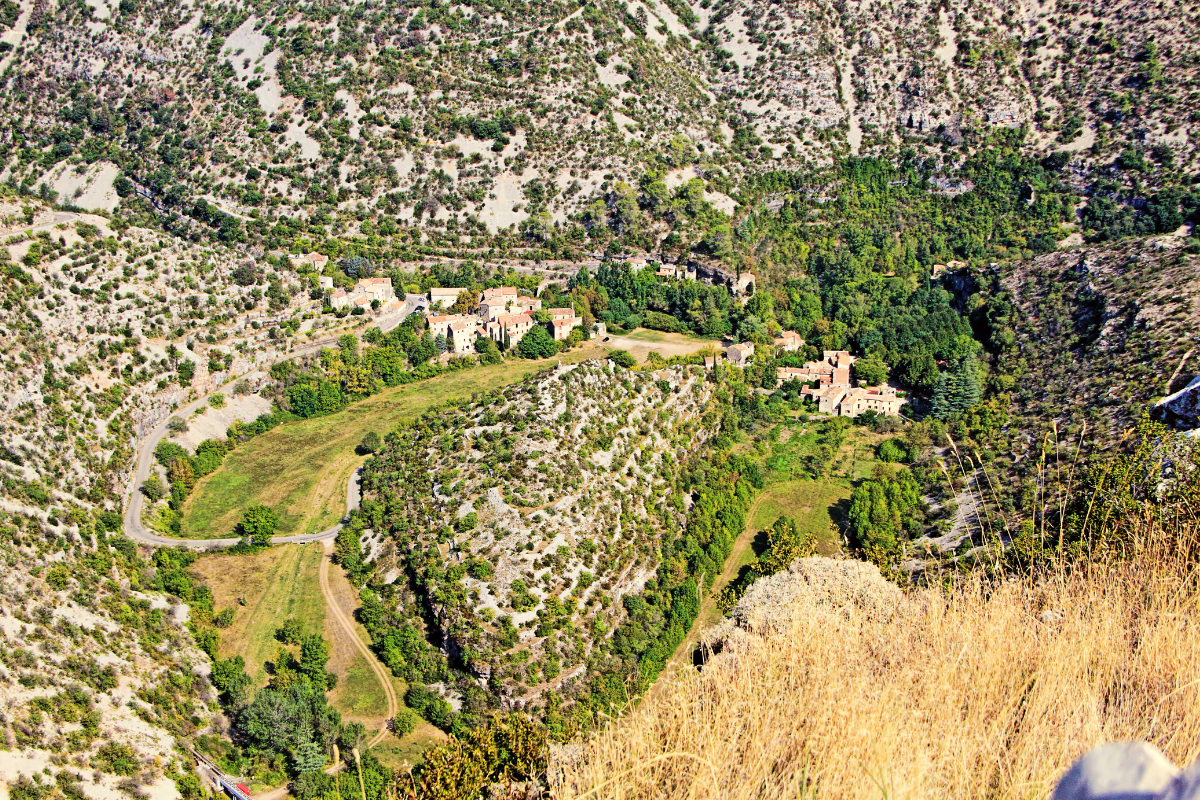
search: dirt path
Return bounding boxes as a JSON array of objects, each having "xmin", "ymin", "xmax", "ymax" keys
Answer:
[
  {"xmin": 318, "ymin": 539, "xmax": 398, "ymax": 746},
  {"xmin": 657, "ymin": 493, "xmax": 766, "ymax": 682}
]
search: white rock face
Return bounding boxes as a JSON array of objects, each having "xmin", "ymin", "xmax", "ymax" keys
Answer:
[{"xmin": 1052, "ymin": 741, "xmax": 1200, "ymax": 800}]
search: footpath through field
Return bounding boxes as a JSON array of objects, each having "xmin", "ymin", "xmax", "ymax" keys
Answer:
[{"xmin": 318, "ymin": 538, "xmax": 398, "ymax": 747}]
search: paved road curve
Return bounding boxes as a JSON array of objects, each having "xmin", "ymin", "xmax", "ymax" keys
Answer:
[{"xmin": 120, "ymin": 311, "xmax": 401, "ymax": 549}]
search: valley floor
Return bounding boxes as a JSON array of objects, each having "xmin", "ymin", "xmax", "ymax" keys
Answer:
[{"xmin": 180, "ymin": 344, "xmax": 611, "ymax": 540}]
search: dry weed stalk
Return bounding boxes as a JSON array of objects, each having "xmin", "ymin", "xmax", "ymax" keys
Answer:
[{"xmin": 557, "ymin": 522, "xmax": 1200, "ymax": 800}]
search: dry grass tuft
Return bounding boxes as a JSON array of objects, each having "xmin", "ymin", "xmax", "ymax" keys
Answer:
[{"xmin": 556, "ymin": 530, "xmax": 1200, "ymax": 800}]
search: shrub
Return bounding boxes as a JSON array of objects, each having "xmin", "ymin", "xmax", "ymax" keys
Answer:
[
  {"xmin": 45, "ymin": 564, "xmax": 69, "ymax": 590},
  {"xmin": 140, "ymin": 475, "xmax": 165, "ymax": 502},
  {"xmin": 877, "ymin": 438, "xmax": 910, "ymax": 463},
  {"xmin": 213, "ymin": 608, "xmax": 235, "ymax": 628},
  {"xmin": 239, "ymin": 505, "xmax": 279, "ymax": 544},
  {"xmin": 393, "ymin": 706, "xmax": 419, "ymax": 736},
  {"xmin": 94, "ymin": 743, "xmax": 139, "ymax": 776},
  {"xmin": 609, "ymin": 349, "xmax": 637, "ymax": 368},
  {"xmin": 516, "ymin": 325, "xmax": 558, "ymax": 359},
  {"xmin": 360, "ymin": 431, "xmax": 382, "ymax": 454},
  {"xmin": 414, "ymin": 714, "xmax": 546, "ymax": 798}
]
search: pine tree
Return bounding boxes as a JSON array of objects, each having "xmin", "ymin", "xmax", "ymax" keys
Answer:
[{"xmin": 931, "ymin": 355, "xmax": 982, "ymax": 419}]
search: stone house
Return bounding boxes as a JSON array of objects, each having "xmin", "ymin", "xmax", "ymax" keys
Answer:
[
  {"xmin": 427, "ymin": 313, "xmax": 480, "ymax": 344},
  {"xmin": 734, "ymin": 271, "xmax": 757, "ymax": 296},
  {"xmin": 429, "ymin": 287, "xmax": 465, "ymax": 310},
  {"xmin": 294, "ymin": 252, "xmax": 329, "ymax": 272},
  {"xmin": 513, "ymin": 295, "xmax": 543, "ymax": 316},
  {"xmin": 726, "ymin": 342, "xmax": 755, "ymax": 365},
  {"xmin": 354, "ymin": 277, "xmax": 395, "ymax": 305},
  {"xmin": 479, "ymin": 287, "xmax": 540, "ymax": 321},
  {"xmin": 804, "ymin": 384, "xmax": 906, "ymax": 417},
  {"xmin": 773, "ymin": 331, "xmax": 804, "ymax": 351},
  {"xmin": 330, "ymin": 288, "xmax": 349, "ymax": 310},
  {"xmin": 447, "ymin": 320, "xmax": 479, "ymax": 354},
  {"xmin": 486, "ymin": 312, "xmax": 534, "ymax": 347},
  {"xmin": 776, "ymin": 350, "xmax": 856, "ymax": 387},
  {"xmin": 547, "ymin": 308, "xmax": 581, "ymax": 341}
]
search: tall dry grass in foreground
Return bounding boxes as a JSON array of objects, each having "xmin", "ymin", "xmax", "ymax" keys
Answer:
[{"xmin": 555, "ymin": 529, "xmax": 1200, "ymax": 800}]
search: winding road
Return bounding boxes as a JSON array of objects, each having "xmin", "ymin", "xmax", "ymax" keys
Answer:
[{"xmin": 120, "ymin": 312, "xmax": 406, "ymax": 549}]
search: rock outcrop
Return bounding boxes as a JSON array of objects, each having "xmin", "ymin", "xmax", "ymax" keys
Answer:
[
  {"xmin": 1154, "ymin": 375, "xmax": 1200, "ymax": 432},
  {"xmin": 1054, "ymin": 741, "xmax": 1200, "ymax": 800},
  {"xmin": 705, "ymin": 556, "xmax": 902, "ymax": 655}
]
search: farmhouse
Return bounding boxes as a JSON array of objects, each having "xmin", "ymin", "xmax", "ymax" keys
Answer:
[
  {"xmin": 547, "ymin": 308, "xmax": 582, "ymax": 340},
  {"xmin": 734, "ymin": 271, "xmax": 757, "ymax": 296},
  {"xmin": 293, "ymin": 252, "xmax": 329, "ymax": 272},
  {"xmin": 429, "ymin": 287, "xmax": 465, "ymax": 310},
  {"xmin": 428, "ymin": 314, "xmax": 484, "ymax": 355},
  {"xmin": 726, "ymin": 342, "xmax": 755, "ymax": 365},
  {"xmin": 329, "ymin": 277, "xmax": 397, "ymax": 311},
  {"xmin": 479, "ymin": 287, "xmax": 541, "ymax": 321},
  {"xmin": 804, "ymin": 384, "xmax": 906, "ymax": 417},
  {"xmin": 773, "ymin": 331, "xmax": 804, "ymax": 351},
  {"xmin": 776, "ymin": 350, "xmax": 856, "ymax": 387},
  {"xmin": 486, "ymin": 312, "xmax": 535, "ymax": 347}
]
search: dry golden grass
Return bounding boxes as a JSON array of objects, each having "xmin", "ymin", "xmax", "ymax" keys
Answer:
[{"xmin": 557, "ymin": 532, "xmax": 1200, "ymax": 800}]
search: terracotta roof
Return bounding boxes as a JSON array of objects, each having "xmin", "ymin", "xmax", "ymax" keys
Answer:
[{"xmin": 498, "ymin": 313, "xmax": 533, "ymax": 325}]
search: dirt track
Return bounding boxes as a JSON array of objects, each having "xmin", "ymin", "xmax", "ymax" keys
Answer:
[{"xmin": 318, "ymin": 539, "xmax": 398, "ymax": 747}]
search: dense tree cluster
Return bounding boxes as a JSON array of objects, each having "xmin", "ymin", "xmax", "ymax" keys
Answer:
[{"xmin": 847, "ymin": 465, "xmax": 924, "ymax": 560}]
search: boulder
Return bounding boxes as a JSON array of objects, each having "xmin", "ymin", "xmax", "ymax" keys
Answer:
[
  {"xmin": 1153, "ymin": 375, "xmax": 1200, "ymax": 431},
  {"xmin": 1053, "ymin": 742, "xmax": 1178, "ymax": 800},
  {"xmin": 1053, "ymin": 741, "xmax": 1200, "ymax": 800}
]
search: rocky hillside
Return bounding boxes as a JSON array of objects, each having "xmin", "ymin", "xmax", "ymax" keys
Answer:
[
  {"xmin": 0, "ymin": 504, "xmax": 219, "ymax": 800},
  {"xmin": 983, "ymin": 232, "xmax": 1199, "ymax": 450},
  {"xmin": 0, "ymin": 0, "xmax": 1195, "ymax": 251},
  {"xmin": 0, "ymin": 197, "xmax": 388, "ymax": 518},
  {"xmin": 358, "ymin": 359, "xmax": 718, "ymax": 701}
]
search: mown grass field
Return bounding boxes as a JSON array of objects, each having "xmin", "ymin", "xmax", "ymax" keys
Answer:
[
  {"xmin": 621, "ymin": 328, "xmax": 715, "ymax": 344},
  {"xmin": 189, "ymin": 543, "xmax": 326, "ymax": 686},
  {"xmin": 191, "ymin": 542, "xmax": 420, "ymax": 747},
  {"xmin": 683, "ymin": 420, "xmax": 885, "ymax": 638},
  {"xmin": 182, "ymin": 345, "xmax": 607, "ymax": 539}
]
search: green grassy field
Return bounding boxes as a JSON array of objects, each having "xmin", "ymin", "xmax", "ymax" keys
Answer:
[
  {"xmin": 192, "ymin": 543, "xmax": 399, "ymax": 731},
  {"xmin": 190, "ymin": 543, "xmax": 327, "ymax": 686},
  {"xmin": 182, "ymin": 345, "xmax": 607, "ymax": 539},
  {"xmin": 370, "ymin": 723, "xmax": 449, "ymax": 770},
  {"xmin": 749, "ymin": 421, "xmax": 887, "ymax": 554}
]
